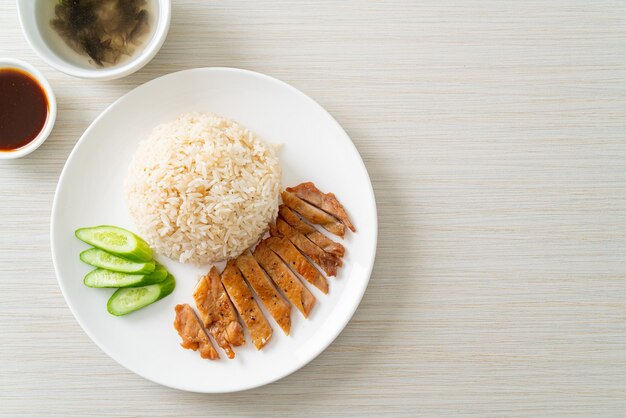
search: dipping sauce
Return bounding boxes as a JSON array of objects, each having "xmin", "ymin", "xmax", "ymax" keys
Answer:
[{"xmin": 0, "ymin": 68, "xmax": 48, "ymax": 151}]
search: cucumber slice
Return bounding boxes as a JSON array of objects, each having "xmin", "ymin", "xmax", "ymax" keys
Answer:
[
  {"xmin": 80, "ymin": 248, "xmax": 155, "ymax": 274},
  {"xmin": 84, "ymin": 265, "xmax": 167, "ymax": 288},
  {"xmin": 75, "ymin": 226, "xmax": 152, "ymax": 262},
  {"xmin": 107, "ymin": 274, "xmax": 176, "ymax": 316},
  {"xmin": 149, "ymin": 263, "xmax": 168, "ymax": 281}
]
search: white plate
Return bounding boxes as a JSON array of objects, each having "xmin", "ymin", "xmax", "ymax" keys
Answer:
[{"xmin": 51, "ymin": 68, "xmax": 377, "ymax": 393}]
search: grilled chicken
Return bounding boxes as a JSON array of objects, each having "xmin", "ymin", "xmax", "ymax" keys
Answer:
[
  {"xmin": 221, "ymin": 260, "xmax": 273, "ymax": 350},
  {"xmin": 265, "ymin": 237, "xmax": 329, "ymax": 294},
  {"xmin": 193, "ymin": 266, "xmax": 245, "ymax": 359},
  {"xmin": 272, "ymin": 218, "xmax": 342, "ymax": 277},
  {"xmin": 254, "ymin": 240, "xmax": 316, "ymax": 318},
  {"xmin": 279, "ymin": 205, "xmax": 345, "ymax": 258},
  {"xmin": 286, "ymin": 182, "xmax": 355, "ymax": 232},
  {"xmin": 173, "ymin": 304, "xmax": 219, "ymax": 360},
  {"xmin": 235, "ymin": 251, "xmax": 291, "ymax": 335},
  {"xmin": 281, "ymin": 191, "xmax": 345, "ymax": 237}
]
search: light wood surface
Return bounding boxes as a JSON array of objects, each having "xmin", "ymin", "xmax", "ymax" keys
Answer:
[{"xmin": 2, "ymin": 1, "xmax": 626, "ymax": 416}]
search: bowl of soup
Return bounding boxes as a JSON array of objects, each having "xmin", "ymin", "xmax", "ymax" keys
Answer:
[{"xmin": 16, "ymin": 0, "xmax": 171, "ymax": 80}]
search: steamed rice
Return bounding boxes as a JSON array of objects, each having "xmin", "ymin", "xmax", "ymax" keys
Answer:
[{"xmin": 125, "ymin": 112, "xmax": 281, "ymax": 264}]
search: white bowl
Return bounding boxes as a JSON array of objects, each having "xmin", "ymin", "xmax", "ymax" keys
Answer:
[
  {"xmin": 17, "ymin": 0, "xmax": 171, "ymax": 80},
  {"xmin": 0, "ymin": 58, "xmax": 57, "ymax": 160}
]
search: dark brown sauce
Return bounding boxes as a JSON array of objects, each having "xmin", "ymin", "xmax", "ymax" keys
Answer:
[{"xmin": 0, "ymin": 69, "xmax": 49, "ymax": 151}]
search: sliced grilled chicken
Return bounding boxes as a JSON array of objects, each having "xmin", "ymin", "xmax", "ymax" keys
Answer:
[
  {"xmin": 220, "ymin": 260, "xmax": 273, "ymax": 350},
  {"xmin": 254, "ymin": 240, "xmax": 316, "ymax": 318},
  {"xmin": 279, "ymin": 205, "xmax": 345, "ymax": 257},
  {"xmin": 193, "ymin": 266, "xmax": 245, "ymax": 359},
  {"xmin": 173, "ymin": 304, "xmax": 219, "ymax": 360},
  {"xmin": 281, "ymin": 191, "xmax": 345, "ymax": 237},
  {"xmin": 235, "ymin": 251, "xmax": 291, "ymax": 335},
  {"xmin": 265, "ymin": 237, "xmax": 329, "ymax": 294},
  {"xmin": 273, "ymin": 218, "xmax": 342, "ymax": 277},
  {"xmin": 286, "ymin": 182, "xmax": 355, "ymax": 232}
]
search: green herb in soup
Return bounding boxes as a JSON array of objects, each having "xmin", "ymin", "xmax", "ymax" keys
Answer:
[{"xmin": 51, "ymin": 0, "xmax": 151, "ymax": 66}]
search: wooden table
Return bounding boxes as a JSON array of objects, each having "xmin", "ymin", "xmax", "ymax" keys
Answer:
[{"xmin": 2, "ymin": 1, "xmax": 626, "ymax": 416}]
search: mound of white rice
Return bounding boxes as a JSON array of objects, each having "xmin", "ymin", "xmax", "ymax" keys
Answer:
[{"xmin": 125, "ymin": 112, "xmax": 281, "ymax": 264}]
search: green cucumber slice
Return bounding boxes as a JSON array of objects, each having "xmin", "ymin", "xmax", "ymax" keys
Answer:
[
  {"xmin": 80, "ymin": 248, "xmax": 155, "ymax": 274},
  {"xmin": 75, "ymin": 225, "xmax": 152, "ymax": 262},
  {"xmin": 148, "ymin": 263, "xmax": 168, "ymax": 281},
  {"xmin": 84, "ymin": 265, "xmax": 167, "ymax": 288},
  {"xmin": 107, "ymin": 274, "xmax": 176, "ymax": 316}
]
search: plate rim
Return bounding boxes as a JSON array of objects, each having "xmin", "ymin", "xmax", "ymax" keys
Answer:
[{"xmin": 50, "ymin": 67, "xmax": 378, "ymax": 393}]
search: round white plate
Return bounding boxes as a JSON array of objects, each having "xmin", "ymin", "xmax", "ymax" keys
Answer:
[{"xmin": 51, "ymin": 68, "xmax": 377, "ymax": 393}]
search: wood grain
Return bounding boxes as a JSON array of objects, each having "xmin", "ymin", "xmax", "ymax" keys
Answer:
[{"xmin": 2, "ymin": 0, "xmax": 626, "ymax": 416}]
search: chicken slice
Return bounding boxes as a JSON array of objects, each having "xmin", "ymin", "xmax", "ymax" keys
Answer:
[
  {"xmin": 173, "ymin": 304, "xmax": 219, "ymax": 360},
  {"xmin": 193, "ymin": 266, "xmax": 245, "ymax": 359},
  {"xmin": 221, "ymin": 260, "xmax": 273, "ymax": 350},
  {"xmin": 235, "ymin": 251, "xmax": 291, "ymax": 335},
  {"xmin": 254, "ymin": 240, "xmax": 316, "ymax": 318},
  {"xmin": 272, "ymin": 218, "xmax": 342, "ymax": 277},
  {"xmin": 265, "ymin": 237, "xmax": 329, "ymax": 294},
  {"xmin": 281, "ymin": 191, "xmax": 345, "ymax": 237},
  {"xmin": 286, "ymin": 182, "xmax": 355, "ymax": 232},
  {"xmin": 279, "ymin": 205, "xmax": 345, "ymax": 257}
]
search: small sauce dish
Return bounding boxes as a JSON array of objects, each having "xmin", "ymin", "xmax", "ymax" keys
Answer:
[
  {"xmin": 0, "ymin": 58, "xmax": 56, "ymax": 160},
  {"xmin": 16, "ymin": 0, "xmax": 171, "ymax": 81}
]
